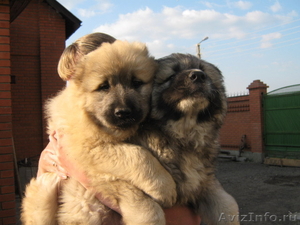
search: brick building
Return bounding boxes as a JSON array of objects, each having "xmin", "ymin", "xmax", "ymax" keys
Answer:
[
  {"xmin": 220, "ymin": 80, "xmax": 268, "ymax": 162},
  {"xmin": 0, "ymin": 0, "xmax": 80, "ymax": 224}
]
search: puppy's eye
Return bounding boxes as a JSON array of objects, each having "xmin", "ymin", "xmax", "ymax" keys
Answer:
[
  {"xmin": 132, "ymin": 79, "xmax": 144, "ymax": 89},
  {"xmin": 96, "ymin": 82, "xmax": 110, "ymax": 91}
]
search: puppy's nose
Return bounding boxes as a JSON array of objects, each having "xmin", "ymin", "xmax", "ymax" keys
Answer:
[
  {"xmin": 115, "ymin": 108, "xmax": 132, "ymax": 119},
  {"xmin": 188, "ymin": 70, "xmax": 207, "ymax": 83}
]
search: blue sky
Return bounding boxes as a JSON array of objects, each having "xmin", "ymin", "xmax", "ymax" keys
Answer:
[{"xmin": 57, "ymin": 0, "xmax": 300, "ymax": 94}]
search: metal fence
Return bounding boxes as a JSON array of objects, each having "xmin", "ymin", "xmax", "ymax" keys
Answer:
[{"xmin": 264, "ymin": 85, "xmax": 300, "ymax": 159}]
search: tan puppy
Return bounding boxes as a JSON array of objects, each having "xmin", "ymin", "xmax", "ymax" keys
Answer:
[
  {"xmin": 21, "ymin": 41, "xmax": 177, "ymax": 225},
  {"xmin": 130, "ymin": 53, "xmax": 240, "ymax": 225}
]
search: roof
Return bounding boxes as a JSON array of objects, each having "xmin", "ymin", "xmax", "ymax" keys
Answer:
[
  {"xmin": 10, "ymin": 0, "xmax": 31, "ymax": 22},
  {"xmin": 268, "ymin": 84, "xmax": 300, "ymax": 95},
  {"xmin": 10, "ymin": 0, "xmax": 81, "ymax": 39},
  {"xmin": 44, "ymin": 0, "xmax": 81, "ymax": 39}
]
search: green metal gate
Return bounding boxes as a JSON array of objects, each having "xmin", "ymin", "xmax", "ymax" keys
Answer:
[{"xmin": 264, "ymin": 85, "xmax": 300, "ymax": 159}]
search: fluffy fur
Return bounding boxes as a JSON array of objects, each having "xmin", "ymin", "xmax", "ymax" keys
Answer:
[
  {"xmin": 129, "ymin": 53, "xmax": 240, "ymax": 225},
  {"xmin": 21, "ymin": 41, "xmax": 177, "ymax": 225}
]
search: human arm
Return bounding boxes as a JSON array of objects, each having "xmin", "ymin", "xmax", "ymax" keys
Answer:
[
  {"xmin": 37, "ymin": 141, "xmax": 68, "ymax": 179},
  {"xmin": 37, "ymin": 132, "xmax": 201, "ymax": 225},
  {"xmin": 51, "ymin": 130, "xmax": 177, "ymax": 208},
  {"xmin": 164, "ymin": 205, "xmax": 201, "ymax": 225}
]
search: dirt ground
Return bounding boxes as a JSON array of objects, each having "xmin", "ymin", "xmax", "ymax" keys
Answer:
[
  {"xmin": 16, "ymin": 159, "xmax": 300, "ymax": 225},
  {"xmin": 216, "ymin": 159, "xmax": 300, "ymax": 225}
]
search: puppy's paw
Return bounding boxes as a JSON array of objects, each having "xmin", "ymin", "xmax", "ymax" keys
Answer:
[
  {"xmin": 149, "ymin": 177, "xmax": 177, "ymax": 208},
  {"xmin": 156, "ymin": 186, "xmax": 177, "ymax": 208},
  {"xmin": 36, "ymin": 172, "xmax": 61, "ymax": 188},
  {"xmin": 21, "ymin": 173, "xmax": 61, "ymax": 225}
]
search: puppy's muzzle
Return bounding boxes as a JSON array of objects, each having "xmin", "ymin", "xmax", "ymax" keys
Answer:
[
  {"xmin": 188, "ymin": 70, "xmax": 207, "ymax": 83},
  {"xmin": 115, "ymin": 107, "xmax": 132, "ymax": 119}
]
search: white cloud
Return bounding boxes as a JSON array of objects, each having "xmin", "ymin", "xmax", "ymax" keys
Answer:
[
  {"xmin": 95, "ymin": 0, "xmax": 113, "ymax": 12},
  {"xmin": 245, "ymin": 11, "xmax": 272, "ymax": 23},
  {"xmin": 260, "ymin": 32, "xmax": 282, "ymax": 48},
  {"xmin": 94, "ymin": 7, "xmax": 241, "ymax": 41},
  {"xmin": 57, "ymin": 0, "xmax": 85, "ymax": 10},
  {"xmin": 260, "ymin": 42, "xmax": 273, "ymax": 49},
  {"xmin": 270, "ymin": 1, "xmax": 282, "ymax": 13},
  {"xmin": 262, "ymin": 32, "xmax": 282, "ymax": 41},
  {"xmin": 287, "ymin": 10, "xmax": 298, "ymax": 17},
  {"xmin": 78, "ymin": 9, "xmax": 96, "ymax": 18},
  {"xmin": 57, "ymin": 0, "xmax": 113, "ymax": 17},
  {"xmin": 201, "ymin": 1, "xmax": 225, "ymax": 8},
  {"xmin": 93, "ymin": 6, "xmax": 294, "ymax": 57},
  {"xmin": 232, "ymin": 1, "xmax": 252, "ymax": 10},
  {"xmin": 145, "ymin": 40, "xmax": 177, "ymax": 57}
]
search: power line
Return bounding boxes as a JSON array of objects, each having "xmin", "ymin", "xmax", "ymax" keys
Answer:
[
  {"xmin": 208, "ymin": 38, "xmax": 300, "ymax": 60},
  {"xmin": 207, "ymin": 17, "xmax": 300, "ymax": 45},
  {"xmin": 206, "ymin": 28, "xmax": 300, "ymax": 55},
  {"xmin": 207, "ymin": 24, "xmax": 300, "ymax": 51},
  {"xmin": 207, "ymin": 37, "xmax": 300, "ymax": 58}
]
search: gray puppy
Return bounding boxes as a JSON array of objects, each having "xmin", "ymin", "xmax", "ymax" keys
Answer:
[{"xmin": 130, "ymin": 53, "xmax": 240, "ymax": 225}]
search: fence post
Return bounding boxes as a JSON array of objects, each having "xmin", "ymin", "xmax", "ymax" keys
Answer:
[{"xmin": 247, "ymin": 80, "xmax": 268, "ymax": 159}]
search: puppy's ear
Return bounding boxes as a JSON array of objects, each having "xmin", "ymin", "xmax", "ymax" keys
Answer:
[{"xmin": 57, "ymin": 43, "xmax": 83, "ymax": 81}]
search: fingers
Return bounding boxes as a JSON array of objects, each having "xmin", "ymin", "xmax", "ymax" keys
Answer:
[
  {"xmin": 56, "ymin": 164, "xmax": 68, "ymax": 180},
  {"xmin": 50, "ymin": 156, "xmax": 68, "ymax": 179},
  {"xmin": 49, "ymin": 131, "xmax": 66, "ymax": 161},
  {"xmin": 37, "ymin": 144, "xmax": 68, "ymax": 180},
  {"xmin": 49, "ymin": 132, "xmax": 59, "ymax": 154}
]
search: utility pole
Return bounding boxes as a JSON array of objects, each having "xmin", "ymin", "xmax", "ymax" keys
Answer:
[{"xmin": 197, "ymin": 36, "xmax": 208, "ymax": 59}]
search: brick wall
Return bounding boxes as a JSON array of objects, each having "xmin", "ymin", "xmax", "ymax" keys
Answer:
[
  {"xmin": 220, "ymin": 80, "xmax": 268, "ymax": 158},
  {"xmin": 10, "ymin": 0, "xmax": 65, "ymax": 163},
  {"xmin": 39, "ymin": 0, "xmax": 66, "ymax": 146},
  {"xmin": 247, "ymin": 80, "xmax": 268, "ymax": 153},
  {"xmin": 0, "ymin": 0, "xmax": 75, "ymax": 223},
  {"xmin": 220, "ymin": 95, "xmax": 251, "ymax": 150},
  {"xmin": 0, "ymin": 1, "xmax": 16, "ymax": 224}
]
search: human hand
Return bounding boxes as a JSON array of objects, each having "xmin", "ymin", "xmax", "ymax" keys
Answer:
[
  {"xmin": 37, "ymin": 133, "xmax": 201, "ymax": 225},
  {"xmin": 37, "ymin": 130, "xmax": 89, "ymax": 182},
  {"xmin": 38, "ymin": 132, "xmax": 122, "ymax": 212},
  {"xmin": 101, "ymin": 205, "xmax": 201, "ymax": 225},
  {"xmin": 164, "ymin": 205, "xmax": 201, "ymax": 225},
  {"xmin": 37, "ymin": 138, "xmax": 68, "ymax": 179},
  {"xmin": 48, "ymin": 131, "xmax": 92, "ymax": 187}
]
